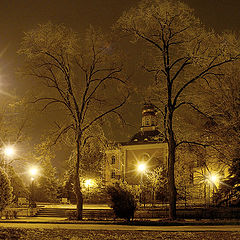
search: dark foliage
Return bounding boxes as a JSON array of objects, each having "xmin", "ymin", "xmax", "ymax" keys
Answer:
[
  {"xmin": 5, "ymin": 166, "xmax": 28, "ymax": 202},
  {"xmin": 216, "ymin": 157, "xmax": 240, "ymax": 206},
  {"xmin": 0, "ymin": 167, "xmax": 12, "ymax": 212},
  {"xmin": 106, "ymin": 182, "xmax": 137, "ymax": 221}
]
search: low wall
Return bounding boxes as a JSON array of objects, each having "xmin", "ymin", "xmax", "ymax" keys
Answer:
[
  {"xmin": 1, "ymin": 207, "xmax": 39, "ymax": 219},
  {"xmin": 67, "ymin": 207, "xmax": 240, "ymax": 220},
  {"xmin": 136, "ymin": 207, "xmax": 240, "ymax": 219},
  {"xmin": 177, "ymin": 208, "xmax": 240, "ymax": 219}
]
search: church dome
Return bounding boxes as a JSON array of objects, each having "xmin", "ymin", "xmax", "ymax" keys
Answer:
[{"xmin": 129, "ymin": 103, "xmax": 165, "ymax": 143}]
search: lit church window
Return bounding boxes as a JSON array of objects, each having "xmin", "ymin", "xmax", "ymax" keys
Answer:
[
  {"xmin": 111, "ymin": 155, "xmax": 116, "ymax": 164},
  {"xmin": 111, "ymin": 170, "xmax": 116, "ymax": 179}
]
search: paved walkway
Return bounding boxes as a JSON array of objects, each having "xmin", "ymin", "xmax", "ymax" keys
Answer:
[
  {"xmin": 38, "ymin": 203, "xmax": 110, "ymax": 209},
  {"xmin": 0, "ymin": 222, "xmax": 239, "ymax": 232},
  {"xmin": 0, "ymin": 216, "xmax": 68, "ymax": 222}
]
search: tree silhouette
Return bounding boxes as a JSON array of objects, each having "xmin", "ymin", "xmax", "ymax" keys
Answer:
[
  {"xmin": 116, "ymin": 0, "xmax": 240, "ymax": 219},
  {"xmin": 19, "ymin": 23, "xmax": 129, "ymax": 220}
]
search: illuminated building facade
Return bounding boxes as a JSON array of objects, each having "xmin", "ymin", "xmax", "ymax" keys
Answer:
[
  {"xmin": 105, "ymin": 103, "xmax": 229, "ymax": 206},
  {"xmin": 105, "ymin": 103, "xmax": 168, "ymax": 185}
]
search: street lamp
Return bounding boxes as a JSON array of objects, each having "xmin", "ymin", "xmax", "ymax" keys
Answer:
[
  {"xmin": 137, "ymin": 162, "xmax": 147, "ymax": 206},
  {"xmin": 85, "ymin": 179, "xmax": 95, "ymax": 188},
  {"xmin": 29, "ymin": 167, "xmax": 38, "ymax": 178},
  {"xmin": 4, "ymin": 145, "xmax": 15, "ymax": 158},
  {"xmin": 209, "ymin": 174, "xmax": 219, "ymax": 185},
  {"xmin": 205, "ymin": 172, "xmax": 219, "ymax": 205},
  {"xmin": 1, "ymin": 145, "xmax": 16, "ymax": 170},
  {"xmin": 137, "ymin": 163, "xmax": 147, "ymax": 173},
  {"xmin": 29, "ymin": 167, "xmax": 39, "ymax": 207},
  {"xmin": 137, "ymin": 162, "xmax": 147, "ymax": 183},
  {"xmin": 84, "ymin": 179, "xmax": 95, "ymax": 202}
]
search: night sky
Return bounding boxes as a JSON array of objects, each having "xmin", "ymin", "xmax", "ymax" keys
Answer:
[
  {"xmin": 1, "ymin": 0, "xmax": 240, "ymax": 91},
  {"xmin": 0, "ymin": 0, "xmax": 240, "ymax": 158}
]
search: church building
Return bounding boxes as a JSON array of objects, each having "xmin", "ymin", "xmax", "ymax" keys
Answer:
[
  {"xmin": 105, "ymin": 103, "xmax": 229, "ymax": 206},
  {"xmin": 105, "ymin": 103, "xmax": 168, "ymax": 185}
]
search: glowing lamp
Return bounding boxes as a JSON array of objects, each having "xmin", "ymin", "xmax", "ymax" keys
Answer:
[
  {"xmin": 85, "ymin": 179, "xmax": 94, "ymax": 188},
  {"xmin": 137, "ymin": 163, "xmax": 147, "ymax": 173},
  {"xmin": 4, "ymin": 146, "xmax": 15, "ymax": 157},
  {"xmin": 210, "ymin": 174, "xmax": 218, "ymax": 184},
  {"xmin": 29, "ymin": 167, "xmax": 38, "ymax": 177}
]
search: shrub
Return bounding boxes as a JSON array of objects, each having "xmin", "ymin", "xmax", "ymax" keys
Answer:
[
  {"xmin": 215, "ymin": 157, "xmax": 240, "ymax": 206},
  {"xmin": 106, "ymin": 181, "xmax": 138, "ymax": 221},
  {"xmin": 0, "ymin": 167, "xmax": 13, "ymax": 213}
]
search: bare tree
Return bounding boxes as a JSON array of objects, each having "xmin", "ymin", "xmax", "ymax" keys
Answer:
[
  {"xmin": 116, "ymin": 0, "xmax": 240, "ymax": 219},
  {"xmin": 145, "ymin": 166, "xmax": 167, "ymax": 206},
  {"xmin": 19, "ymin": 23, "xmax": 129, "ymax": 220},
  {"xmin": 201, "ymin": 62, "xmax": 240, "ymax": 163}
]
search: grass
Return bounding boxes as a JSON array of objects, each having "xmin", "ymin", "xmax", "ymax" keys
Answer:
[{"xmin": 0, "ymin": 228, "xmax": 240, "ymax": 240}]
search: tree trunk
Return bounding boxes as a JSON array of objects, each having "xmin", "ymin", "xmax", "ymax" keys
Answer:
[
  {"xmin": 167, "ymin": 111, "xmax": 177, "ymax": 220},
  {"xmin": 168, "ymin": 137, "xmax": 177, "ymax": 219},
  {"xmin": 74, "ymin": 172, "xmax": 83, "ymax": 220},
  {"xmin": 74, "ymin": 138, "xmax": 83, "ymax": 220}
]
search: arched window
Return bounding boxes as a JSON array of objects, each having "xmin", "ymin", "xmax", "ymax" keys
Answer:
[
  {"xmin": 111, "ymin": 170, "xmax": 116, "ymax": 179},
  {"xmin": 111, "ymin": 155, "xmax": 116, "ymax": 164},
  {"xmin": 146, "ymin": 117, "xmax": 150, "ymax": 126}
]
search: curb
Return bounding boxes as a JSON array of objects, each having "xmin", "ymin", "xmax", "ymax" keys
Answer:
[{"xmin": 0, "ymin": 219, "xmax": 240, "ymax": 226}]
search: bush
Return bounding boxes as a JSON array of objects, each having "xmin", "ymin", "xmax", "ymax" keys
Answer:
[
  {"xmin": 215, "ymin": 157, "xmax": 240, "ymax": 206},
  {"xmin": 0, "ymin": 168, "xmax": 13, "ymax": 213},
  {"xmin": 106, "ymin": 181, "xmax": 138, "ymax": 221}
]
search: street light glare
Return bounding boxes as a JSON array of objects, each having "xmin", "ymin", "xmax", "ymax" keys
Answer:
[
  {"xmin": 85, "ymin": 179, "xmax": 94, "ymax": 188},
  {"xmin": 138, "ymin": 163, "xmax": 146, "ymax": 173},
  {"xmin": 29, "ymin": 167, "xmax": 38, "ymax": 177},
  {"xmin": 210, "ymin": 174, "xmax": 218, "ymax": 184},
  {"xmin": 4, "ymin": 146, "xmax": 15, "ymax": 157}
]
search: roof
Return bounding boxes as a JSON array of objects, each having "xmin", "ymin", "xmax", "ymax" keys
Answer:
[
  {"xmin": 129, "ymin": 129, "xmax": 165, "ymax": 143},
  {"xmin": 142, "ymin": 103, "xmax": 155, "ymax": 111}
]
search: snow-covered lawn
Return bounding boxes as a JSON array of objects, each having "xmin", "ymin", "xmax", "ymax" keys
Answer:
[{"xmin": 0, "ymin": 228, "xmax": 240, "ymax": 240}]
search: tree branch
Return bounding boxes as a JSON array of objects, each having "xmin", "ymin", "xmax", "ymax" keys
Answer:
[
  {"xmin": 173, "ymin": 56, "xmax": 240, "ymax": 108},
  {"xmin": 176, "ymin": 141, "xmax": 210, "ymax": 148},
  {"xmin": 82, "ymin": 93, "xmax": 129, "ymax": 133}
]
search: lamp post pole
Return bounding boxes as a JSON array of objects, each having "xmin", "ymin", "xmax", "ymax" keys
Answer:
[
  {"xmin": 205, "ymin": 173, "xmax": 219, "ymax": 207},
  {"xmin": 2, "ymin": 145, "xmax": 16, "ymax": 172},
  {"xmin": 30, "ymin": 177, "xmax": 35, "ymax": 204},
  {"xmin": 29, "ymin": 167, "xmax": 38, "ymax": 208},
  {"xmin": 84, "ymin": 179, "xmax": 94, "ymax": 202},
  {"xmin": 137, "ymin": 163, "xmax": 147, "ymax": 206}
]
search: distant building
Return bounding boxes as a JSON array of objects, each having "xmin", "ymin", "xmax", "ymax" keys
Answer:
[
  {"xmin": 105, "ymin": 103, "xmax": 168, "ymax": 185},
  {"xmin": 105, "ymin": 103, "xmax": 228, "ymax": 206}
]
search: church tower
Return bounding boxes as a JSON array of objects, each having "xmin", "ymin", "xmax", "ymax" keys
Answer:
[
  {"xmin": 129, "ymin": 102, "xmax": 163, "ymax": 142},
  {"xmin": 140, "ymin": 103, "xmax": 157, "ymax": 132}
]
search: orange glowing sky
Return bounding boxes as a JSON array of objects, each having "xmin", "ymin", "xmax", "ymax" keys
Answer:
[{"xmin": 0, "ymin": 0, "xmax": 239, "ymax": 142}]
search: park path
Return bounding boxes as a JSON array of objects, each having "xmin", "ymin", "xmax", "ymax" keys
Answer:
[{"xmin": 0, "ymin": 222, "xmax": 239, "ymax": 232}]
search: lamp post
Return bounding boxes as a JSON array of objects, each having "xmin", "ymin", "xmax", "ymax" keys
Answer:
[
  {"xmin": 4, "ymin": 145, "xmax": 15, "ymax": 158},
  {"xmin": 29, "ymin": 167, "xmax": 38, "ymax": 207},
  {"xmin": 205, "ymin": 173, "xmax": 219, "ymax": 206},
  {"xmin": 85, "ymin": 179, "xmax": 94, "ymax": 188},
  {"xmin": 137, "ymin": 162, "xmax": 147, "ymax": 206},
  {"xmin": 209, "ymin": 173, "xmax": 219, "ymax": 205},
  {"xmin": 2, "ymin": 145, "xmax": 16, "ymax": 169},
  {"xmin": 84, "ymin": 179, "xmax": 95, "ymax": 202},
  {"xmin": 137, "ymin": 163, "xmax": 147, "ymax": 184}
]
